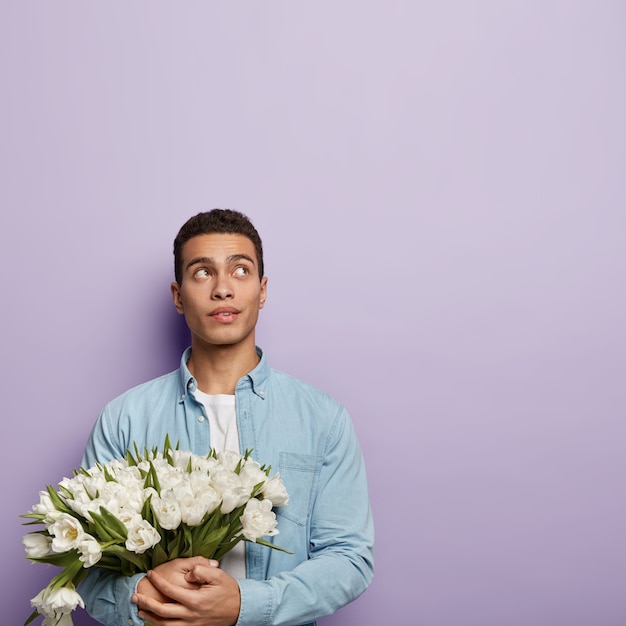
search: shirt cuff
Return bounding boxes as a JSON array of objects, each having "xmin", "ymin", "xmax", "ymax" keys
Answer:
[
  {"xmin": 115, "ymin": 573, "xmax": 147, "ymax": 626},
  {"xmin": 235, "ymin": 578, "xmax": 273, "ymax": 626}
]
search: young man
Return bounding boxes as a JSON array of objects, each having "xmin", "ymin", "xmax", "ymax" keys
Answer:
[{"xmin": 79, "ymin": 209, "xmax": 374, "ymax": 626}]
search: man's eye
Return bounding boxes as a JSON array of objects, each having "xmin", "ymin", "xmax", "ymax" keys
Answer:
[
  {"xmin": 194, "ymin": 268, "xmax": 210, "ymax": 278},
  {"xmin": 234, "ymin": 266, "xmax": 249, "ymax": 277}
]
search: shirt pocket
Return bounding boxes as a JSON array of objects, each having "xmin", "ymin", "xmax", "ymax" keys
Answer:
[{"xmin": 276, "ymin": 451, "xmax": 322, "ymax": 526}]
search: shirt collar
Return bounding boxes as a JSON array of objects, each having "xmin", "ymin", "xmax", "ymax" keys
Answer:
[{"xmin": 178, "ymin": 346, "xmax": 269, "ymax": 401}]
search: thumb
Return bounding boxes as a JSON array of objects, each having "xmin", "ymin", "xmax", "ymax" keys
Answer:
[{"xmin": 187, "ymin": 556, "xmax": 219, "ymax": 568}]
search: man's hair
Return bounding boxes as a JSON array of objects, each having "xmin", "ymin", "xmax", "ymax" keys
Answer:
[{"xmin": 173, "ymin": 209, "xmax": 264, "ymax": 284}]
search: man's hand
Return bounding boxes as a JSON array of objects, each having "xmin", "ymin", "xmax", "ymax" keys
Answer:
[
  {"xmin": 136, "ymin": 557, "xmax": 207, "ymax": 603},
  {"xmin": 131, "ymin": 556, "xmax": 241, "ymax": 626}
]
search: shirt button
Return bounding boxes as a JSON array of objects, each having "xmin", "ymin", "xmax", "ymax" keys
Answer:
[
  {"xmin": 198, "ymin": 415, "xmax": 205, "ymax": 423},
  {"xmin": 258, "ymin": 390, "xmax": 265, "ymax": 397}
]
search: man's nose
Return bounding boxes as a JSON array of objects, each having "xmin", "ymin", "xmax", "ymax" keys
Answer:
[{"xmin": 211, "ymin": 275, "xmax": 234, "ymax": 299}]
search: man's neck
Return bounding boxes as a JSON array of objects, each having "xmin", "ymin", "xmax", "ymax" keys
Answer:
[{"xmin": 187, "ymin": 342, "xmax": 259, "ymax": 395}]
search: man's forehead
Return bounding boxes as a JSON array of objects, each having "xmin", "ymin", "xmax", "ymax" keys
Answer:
[{"xmin": 182, "ymin": 233, "xmax": 257, "ymax": 262}]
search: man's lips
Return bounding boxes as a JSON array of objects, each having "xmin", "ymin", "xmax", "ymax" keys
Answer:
[{"xmin": 209, "ymin": 307, "xmax": 240, "ymax": 322}]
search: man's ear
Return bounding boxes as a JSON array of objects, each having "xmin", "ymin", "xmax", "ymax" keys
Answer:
[
  {"xmin": 171, "ymin": 282, "xmax": 185, "ymax": 315},
  {"xmin": 259, "ymin": 276, "xmax": 268, "ymax": 309}
]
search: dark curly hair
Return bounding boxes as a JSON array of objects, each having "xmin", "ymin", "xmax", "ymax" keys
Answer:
[{"xmin": 173, "ymin": 209, "xmax": 264, "ymax": 284}]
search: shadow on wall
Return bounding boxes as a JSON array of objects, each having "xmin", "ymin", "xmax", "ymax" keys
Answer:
[
  {"xmin": 164, "ymin": 303, "xmax": 191, "ymax": 359},
  {"xmin": 73, "ymin": 609, "xmax": 100, "ymax": 625},
  {"xmin": 141, "ymin": 288, "xmax": 192, "ymax": 375}
]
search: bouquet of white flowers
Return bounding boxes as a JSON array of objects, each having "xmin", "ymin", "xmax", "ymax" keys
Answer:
[{"xmin": 21, "ymin": 436, "xmax": 290, "ymax": 626}]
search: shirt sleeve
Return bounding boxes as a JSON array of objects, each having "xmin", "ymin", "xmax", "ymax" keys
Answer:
[
  {"xmin": 82, "ymin": 405, "xmax": 126, "ymax": 468},
  {"xmin": 78, "ymin": 569, "xmax": 146, "ymax": 626},
  {"xmin": 236, "ymin": 406, "xmax": 375, "ymax": 626}
]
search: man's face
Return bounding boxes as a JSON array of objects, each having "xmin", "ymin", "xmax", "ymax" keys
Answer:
[{"xmin": 171, "ymin": 233, "xmax": 267, "ymax": 351}]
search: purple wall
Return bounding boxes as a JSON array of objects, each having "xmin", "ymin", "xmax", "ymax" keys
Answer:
[{"xmin": 2, "ymin": 3, "xmax": 625, "ymax": 624}]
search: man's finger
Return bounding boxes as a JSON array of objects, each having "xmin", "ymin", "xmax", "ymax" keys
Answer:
[
  {"xmin": 185, "ymin": 563, "xmax": 222, "ymax": 585},
  {"xmin": 145, "ymin": 568, "xmax": 196, "ymax": 604},
  {"xmin": 132, "ymin": 590, "xmax": 186, "ymax": 620}
]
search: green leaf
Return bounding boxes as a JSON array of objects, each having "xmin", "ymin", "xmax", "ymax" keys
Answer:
[
  {"xmin": 58, "ymin": 484, "xmax": 74, "ymax": 499},
  {"xmin": 167, "ymin": 528, "xmax": 184, "ymax": 558},
  {"xmin": 23, "ymin": 608, "xmax": 39, "ymax": 626},
  {"xmin": 213, "ymin": 534, "xmax": 243, "ymax": 561},
  {"xmin": 150, "ymin": 542, "xmax": 169, "ymax": 568},
  {"xmin": 49, "ymin": 557, "xmax": 86, "ymax": 588},
  {"xmin": 181, "ymin": 525, "xmax": 193, "ymax": 557},
  {"xmin": 45, "ymin": 485, "xmax": 73, "ymax": 515},
  {"xmin": 103, "ymin": 544, "xmax": 148, "ymax": 572},
  {"xmin": 195, "ymin": 510, "xmax": 224, "ymax": 541},
  {"xmin": 250, "ymin": 480, "xmax": 265, "ymax": 498},
  {"xmin": 125, "ymin": 453, "xmax": 136, "ymax": 467},
  {"xmin": 126, "ymin": 446, "xmax": 138, "ymax": 466},
  {"xmin": 27, "ymin": 549, "xmax": 81, "ymax": 568},
  {"xmin": 192, "ymin": 525, "xmax": 231, "ymax": 558},
  {"xmin": 103, "ymin": 464, "xmax": 117, "ymax": 483},
  {"xmin": 87, "ymin": 514, "xmax": 116, "ymax": 542},
  {"xmin": 89, "ymin": 509, "xmax": 126, "ymax": 542},
  {"xmin": 143, "ymin": 461, "xmax": 161, "ymax": 493},
  {"xmin": 100, "ymin": 507, "xmax": 130, "ymax": 540},
  {"xmin": 142, "ymin": 495, "xmax": 155, "ymax": 525},
  {"xmin": 20, "ymin": 513, "xmax": 47, "ymax": 523},
  {"xmin": 93, "ymin": 551, "xmax": 125, "ymax": 571},
  {"xmin": 253, "ymin": 537, "xmax": 293, "ymax": 554}
]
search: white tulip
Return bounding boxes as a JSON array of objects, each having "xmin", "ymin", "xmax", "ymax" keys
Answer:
[
  {"xmin": 152, "ymin": 491, "xmax": 182, "ymax": 530},
  {"xmin": 239, "ymin": 461, "xmax": 268, "ymax": 495},
  {"xmin": 125, "ymin": 518, "xmax": 161, "ymax": 554},
  {"xmin": 240, "ymin": 498, "xmax": 279, "ymax": 542},
  {"xmin": 48, "ymin": 513, "xmax": 85, "ymax": 553},
  {"xmin": 78, "ymin": 535, "xmax": 102, "ymax": 567},
  {"xmin": 23, "ymin": 533, "xmax": 52, "ymax": 559},
  {"xmin": 31, "ymin": 585, "xmax": 84, "ymax": 616},
  {"xmin": 211, "ymin": 468, "xmax": 249, "ymax": 514},
  {"xmin": 32, "ymin": 491, "xmax": 56, "ymax": 518},
  {"xmin": 217, "ymin": 450, "xmax": 243, "ymax": 472},
  {"xmin": 261, "ymin": 474, "xmax": 290, "ymax": 507}
]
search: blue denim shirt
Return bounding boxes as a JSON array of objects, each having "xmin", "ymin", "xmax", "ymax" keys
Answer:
[{"xmin": 78, "ymin": 348, "xmax": 374, "ymax": 626}]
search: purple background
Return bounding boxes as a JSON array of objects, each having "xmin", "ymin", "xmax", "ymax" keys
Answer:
[{"xmin": 2, "ymin": 3, "xmax": 625, "ymax": 625}]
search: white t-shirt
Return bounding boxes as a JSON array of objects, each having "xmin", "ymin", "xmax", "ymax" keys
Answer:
[{"xmin": 193, "ymin": 390, "xmax": 246, "ymax": 579}]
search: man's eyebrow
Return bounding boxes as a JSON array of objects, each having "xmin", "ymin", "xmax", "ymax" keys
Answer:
[
  {"xmin": 227, "ymin": 253, "xmax": 256, "ymax": 266},
  {"xmin": 185, "ymin": 254, "xmax": 257, "ymax": 271},
  {"xmin": 186, "ymin": 256, "xmax": 214, "ymax": 271}
]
